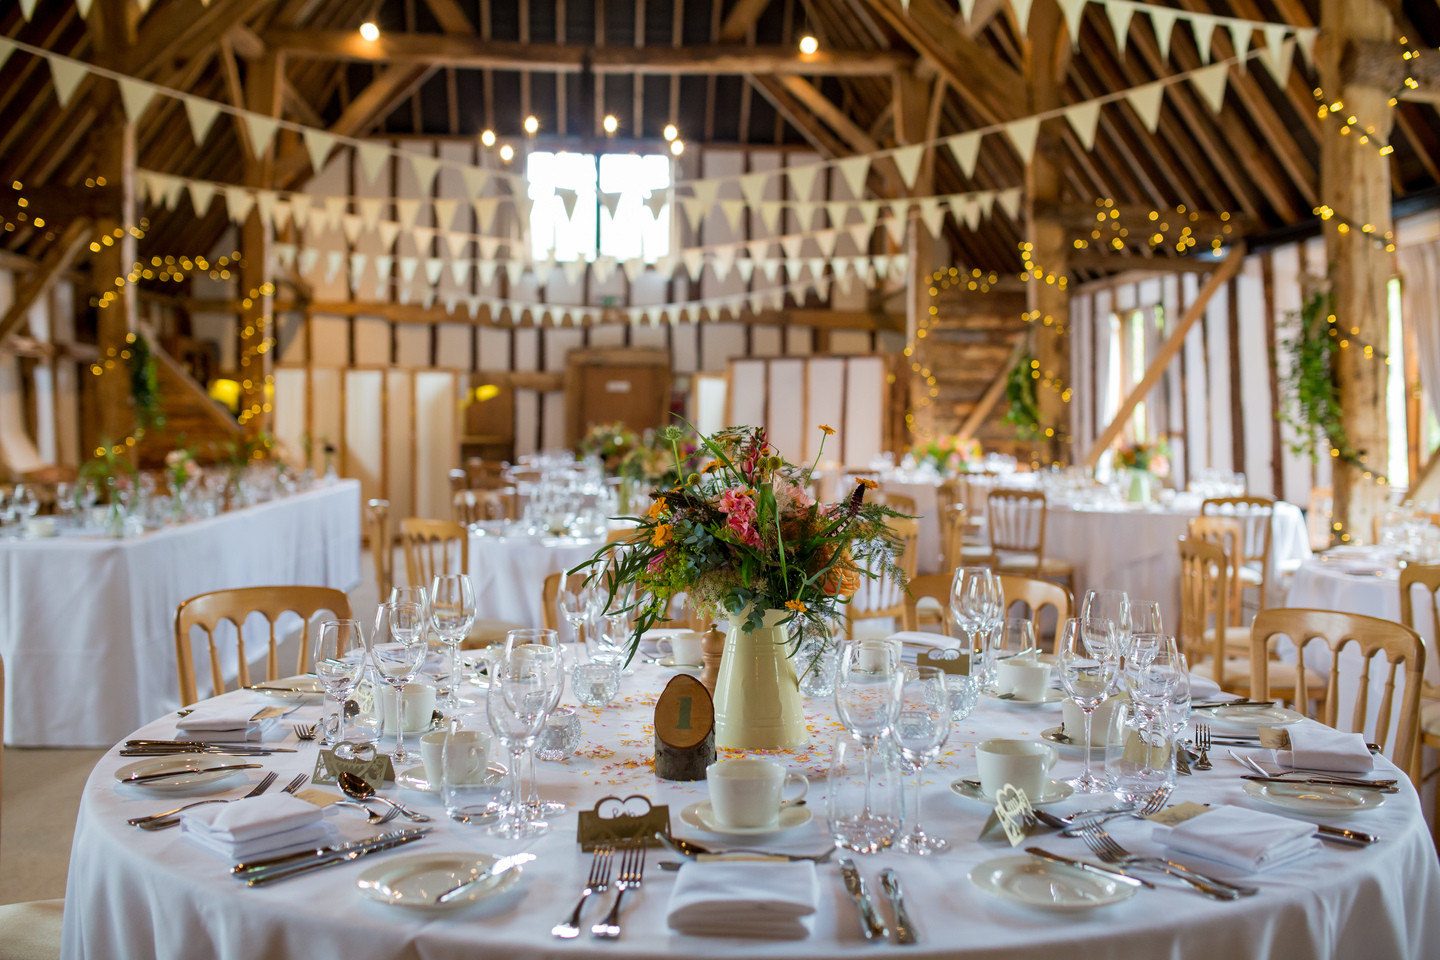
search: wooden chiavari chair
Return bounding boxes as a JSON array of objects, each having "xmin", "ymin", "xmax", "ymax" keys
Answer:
[
  {"xmin": 399, "ymin": 518, "xmax": 469, "ymax": 589},
  {"xmin": 451, "ymin": 488, "xmax": 514, "ymax": 524},
  {"xmin": 1201, "ymin": 495, "xmax": 1275, "ymax": 615},
  {"xmin": 997, "ymin": 573, "xmax": 1073, "ymax": 654},
  {"xmin": 365, "ymin": 498, "xmax": 394, "ymax": 603},
  {"xmin": 1188, "ymin": 515, "xmax": 1248, "ymax": 631},
  {"xmin": 985, "ymin": 489, "xmax": 1074, "ymax": 591},
  {"xmin": 846, "ymin": 517, "xmax": 920, "ymax": 636},
  {"xmin": 1398, "ymin": 563, "xmax": 1440, "ymax": 833}
]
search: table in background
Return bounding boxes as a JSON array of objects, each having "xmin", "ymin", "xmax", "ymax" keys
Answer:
[
  {"xmin": 467, "ymin": 532, "xmax": 604, "ymax": 628},
  {"xmin": 63, "ymin": 662, "xmax": 1440, "ymax": 960},
  {"xmin": 1044, "ymin": 499, "xmax": 1310, "ymax": 628},
  {"xmin": 0, "ymin": 481, "xmax": 361, "ymax": 747}
]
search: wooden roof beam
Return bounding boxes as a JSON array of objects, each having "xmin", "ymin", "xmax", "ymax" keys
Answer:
[
  {"xmin": 261, "ymin": 29, "xmax": 914, "ymax": 75},
  {"xmin": 719, "ymin": 0, "xmax": 772, "ymax": 42},
  {"xmin": 0, "ymin": 218, "xmax": 91, "ymax": 342},
  {"xmin": 1345, "ymin": 40, "xmax": 1440, "ymax": 103}
]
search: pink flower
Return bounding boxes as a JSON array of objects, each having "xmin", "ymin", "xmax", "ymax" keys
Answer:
[
  {"xmin": 647, "ymin": 550, "xmax": 668, "ymax": 574},
  {"xmin": 1149, "ymin": 454, "xmax": 1171, "ymax": 478},
  {"xmin": 773, "ymin": 476, "xmax": 813, "ymax": 511},
  {"xmin": 716, "ymin": 487, "xmax": 762, "ymax": 548}
]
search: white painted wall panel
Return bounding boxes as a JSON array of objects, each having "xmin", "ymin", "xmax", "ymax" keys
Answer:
[
  {"xmin": 344, "ymin": 370, "xmax": 384, "ymax": 504},
  {"xmin": 766, "ymin": 359, "xmax": 806, "ymax": 462},
  {"xmin": 730, "ymin": 360, "xmax": 767, "ymax": 430},
  {"xmin": 386, "ymin": 370, "xmax": 414, "ymax": 520},
  {"xmin": 1236, "ymin": 261, "xmax": 1273, "ymax": 496},
  {"xmin": 844, "ymin": 357, "xmax": 886, "ymax": 468},
  {"xmin": 394, "ymin": 325, "xmax": 430, "ymax": 369},
  {"xmin": 414, "ymin": 372, "xmax": 457, "ymax": 520}
]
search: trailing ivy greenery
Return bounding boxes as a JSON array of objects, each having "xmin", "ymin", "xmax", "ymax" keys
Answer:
[
  {"xmin": 1278, "ymin": 289, "xmax": 1365, "ymax": 468},
  {"xmin": 126, "ymin": 333, "xmax": 164, "ymax": 435},
  {"xmin": 1002, "ymin": 348, "xmax": 1043, "ymax": 440}
]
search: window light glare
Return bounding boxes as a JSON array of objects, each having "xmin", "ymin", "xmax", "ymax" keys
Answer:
[
  {"xmin": 523, "ymin": 115, "xmax": 540, "ymax": 136},
  {"xmin": 663, "ymin": 123, "xmax": 678, "ymax": 142},
  {"xmin": 670, "ymin": 139, "xmax": 685, "ymax": 156},
  {"xmin": 480, "ymin": 129, "xmax": 496, "ymax": 147},
  {"xmin": 359, "ymin": 21, "xmax": 379, "ymax": 41},
  {"xmin": 799, "ymin": 35, "xmax": 819, "ymax": 55},
  {"xmin": 603, "ymin": 115, "xmax": 619, "ymax": 135}
]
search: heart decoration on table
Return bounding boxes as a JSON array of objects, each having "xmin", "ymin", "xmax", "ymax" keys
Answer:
[
  {"xmin": 977, "ymin": 784, "xmax": 1037, "ymax": 847},
  {"xmin": 577, "ymin": 794, "xmax": 671, "ymax": 851}
]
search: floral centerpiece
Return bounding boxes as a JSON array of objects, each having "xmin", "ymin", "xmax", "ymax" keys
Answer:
[
  {"xmin": 1114, "ymin": 437, "xmax": 1170, "ymax": 503},
  {"xmin": 619, "ymin": 427, "xmax": 699, "ymax": 488},
  {"xmin": 573, "ymin": 422, "xmax": 906, "ymax": 749},
  {"xmin": 165, "ymin": 444, "xmax": 196, "ymax": 494},
  {"xmin": 911, "ymin": 435, "xmax": 983, "ymax": 475},
  {"xmin": 577, "ymin": 422, "xmax": 641, "ymax": 475}
]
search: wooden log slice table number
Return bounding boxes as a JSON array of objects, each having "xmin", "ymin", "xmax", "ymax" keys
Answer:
[{"xmin": 654, "ymin": 673, "xmax": 716, "ymax": 781}]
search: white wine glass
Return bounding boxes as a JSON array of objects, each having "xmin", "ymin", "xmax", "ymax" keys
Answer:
[
  {"xmin": 892, "ymin": 666, "xmax": 951, "ymax": 855},
  {"xmin": 1082, "ymin": 589, "xmax": 1131, "ymax": 656},
  {"xmin": 1058, "ymin": 618, "xmax": 1119, "ymax": 794},
  {"xmin": 311, "ymin": 619, "xmax": 365, "ymax": 750},
  {"xmin": 950, "ymin": 567, "xmax": 1000, "ymax": 684},
  {"xmin": 486, "ymin": 658, "xmax": 551, "ymax": 839},
  {"xmin": 558, "ymin": 581, "xmax": 597, "ymax": 648},
  {"xmin": 504, "ymin": 628, "xmax": 565, "ymax": 819},
  {"xmin": 429, "ymin": 574, "xmax": 476, "ymax": 711},
  {"xmin": 373, "ymin": 600, "xmax": 427, "ymax": 765}
]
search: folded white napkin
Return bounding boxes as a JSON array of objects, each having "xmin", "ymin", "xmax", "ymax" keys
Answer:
[
  {"xmin": 182, "ymin": 794, "xmax": 329, "ymax": 861},
  {"xmin": 1155, "ymin": 805, "xmax": 1320, "ymax": 872},
  {"xmin": 1276, "ymin": 724, "xmax": 1375, "ymax": 775},
  {"xmin": 1186, "ymin": 673, "xmax": 1222, "ymax": 699},
  {"xmin": 667, "ymin": 862, "xmax": 818, "ymax": 939},
  {"xmin": 885, "ymin": 631, "xmax": 961, "ymax": 651},
  {"xmin": 177, "ymin": 707, "xmax": 261, "ymax": 732}
]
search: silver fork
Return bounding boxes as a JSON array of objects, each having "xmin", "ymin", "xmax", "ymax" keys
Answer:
[
  {"xmin": 138, "ymin": 773, "xmax": 309, "ymax": 831},
  {"xmin": 129, "ymin": 771, "xmax": 277, "ymax": 826},
  {"xmin": 1077, "ymin": 826, "xmax": 1258, "ymax": 899},
  {"xmin": 591, "ymin": 842, "xmax": 645, "ymax": 939},
  {"xmin": 1194, "ymin": 724, "xmax": 1213, "ymax": 770},
  {"xmin": 1060, "ymin": 784, "xmax": 1171, "ymax": 835},
  {"xmin": 337, "ymin": 800, "xmax": 402, "ymax": 824},
  {"xmin": 553, "ymin": 845, "xmax": 613, "ymax": 939},
  {"xmin": 292, "ymin": 723, "xmax": 317, "ymax": 741}
]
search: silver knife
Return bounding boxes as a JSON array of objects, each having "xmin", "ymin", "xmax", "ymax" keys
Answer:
[
  {"xmin": 233, "ymin": 829, "xmax": 426, "ymax": 874},
  {"xmin": 1315, "ymin": 824, "xmax": 1379, "ymax": 845},
  {"xmin": 1025, "ymin": 848, "xmax": 1155, "ymax": 889},
  {"xmin": 837, "ymin": 857, "xmax": 888, "ymax": 941},
  {"xmin": 877, "ymin": 869, "xmax": 917, "ymax": 945},
  {"xmin": 434, "ymin": 853, "xmax": 535, "ymax": 903},
  {"xmin": 121, "ymin": 763, "xmax": 262, "ymax": 783},
  {"xmin": 1242, "ymin": 775, "xmax": 1398, "ymax": 793},
  {"xmin": 239, "ymin": 831, "xmax": 430, "ymax": 886},
  {"xmin": 127, "ymin": 740, "xmax": 297, "ymax": 753}
]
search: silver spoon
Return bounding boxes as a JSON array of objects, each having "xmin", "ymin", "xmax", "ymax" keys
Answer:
[
  {"xmin": 878, "ymin": 869, "xmax": 918, "ymax": 945},
  {"xmin": 337, "ymin": 771, "xmax": 431, "ymax": 822}
]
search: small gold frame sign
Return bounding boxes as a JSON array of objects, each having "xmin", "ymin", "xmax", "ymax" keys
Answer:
[
  {"xmin": 918, "ymin": 646, "xmax": 970, "ymax": 675},
  {"xmin": 576, "ymin": 795, "xmax": 671, "ymax": 851}
]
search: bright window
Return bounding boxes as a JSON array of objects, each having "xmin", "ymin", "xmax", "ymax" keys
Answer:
[
  {"xmin": 1386, "ymin": 277, "xmax": 1409, "ymax": 488},
  {"xmin": 526, "ymin": 152, "xmax": 671, "ymax": 264},
  {"xmin": 1104, "ymin": 305, "xmax": 1163, "ymax": 445}
]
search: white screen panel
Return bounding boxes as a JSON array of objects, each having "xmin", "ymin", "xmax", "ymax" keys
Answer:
[
  {"xmin": 353, "ymin": 317, "xmax": 390, "ymax": 366},
  {"xmin": 272, "ymin": 369, "xmax": 308, "ymax": 469},
  {"xmin": 766, "ymin": 359, "xmax": 805, "ymax": 462},
  {"xmin": 344, "ymin": 370, "xmax": 384, "ymax": 504},
  {"xmin": 843, "ymin": 357, "xmax": 885, "ymax": 468},
  {"xmin": 309, "ymin": 368, "xmax": 343, "ymax": 470},
  {"xmin": 806, "ymin": 358, "xmax": 847, "ymax": 463},
  {"xmin": 729, "ymin": 360, "xmax": 767, "ymax": 430},
  {"xmin": 414, "ymin": 372, "xmax": 457, "ymax": 520},
  {"xmin": 386, "ymin": 369, "xmax": 414, "ymax": 520}
]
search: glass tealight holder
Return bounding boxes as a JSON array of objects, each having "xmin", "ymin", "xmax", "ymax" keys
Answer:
[
  {"xmin": 536, "ymin": 705, "xmax": 581, "ymax": 761},
  {"xmin": 572, "ymin": 660, "xmax": 621, "ymax": 707}
]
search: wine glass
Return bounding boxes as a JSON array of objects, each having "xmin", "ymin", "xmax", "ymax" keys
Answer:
[
  {"xmin": 311, "ymin": 619, "xmax": 365, "ymax": 750},
  {"xmin": 372, "ymin": 600, "xmax": 427, "ymax": 764},
  {"xmin": 1130, "ymin": 600, "xmax": 1163, "ymax": 637},
  {"xmin": 429, "ymin": 575, "xmax": 476, "ymax": 712},
  {"xmin": 1079, "ymin": 616, "xmax": 1119, "ymax": 661},
  {"xmin": 892, "ymin": 666, "xmax": 951, "ymax": 855},
  {"xmin": 486, "ymin": 657, "xmax": 552, "ymax": 839},
  {"xmin": 834, "ymin": 638, "xmax": 905, "ymax": 850},
  {"xmin": 558, "ymin": 581, "xmax": 597, "ymax": 649},
  {"xmin": 1082, "ymin": 589, "xmax": 1131, "ymax": 656},
  {"xmin": 504, "ymin": 628, "xmax": 565, "ymax": 819},
  {"xmin": 1057, "ymin": 618, "xmax": 1120, "ymax": 794},
  {"xmin": 950, "ymin": 567, "xmax": 1000, "ymax": 683}
]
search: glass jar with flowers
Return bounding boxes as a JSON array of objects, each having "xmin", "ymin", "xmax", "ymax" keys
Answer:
[
  {"xmin": 1114, "ymin": 438, "xmax": 1171, "ymax": 504},
  {"xmin": 573, "ymin": 423, "xmax": 907, "ymax": 749}
]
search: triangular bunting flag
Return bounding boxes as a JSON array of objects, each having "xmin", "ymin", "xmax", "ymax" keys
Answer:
[
  {"xmin": 719, "ymin": 200, "xmax": 746, "ymax": 232},
  {"xmin": 301, "ymin": 129, "xmax": 334, "ymax": 173},
  {"xmin": 46, "ymin": 55, "xmax": 85, "ymax": 108},
  {"xmin": 960, "ymin": 197, "xmax": 983, "ymax": 232},
  {"xmin": 477, "ymin": 261, "xmax": 500, "ymax": 286},
  {"xmin": 349, "ymin": 253, "xmax": 368, "ymax": 292},
  {"xmin": 445, "ymin": 231, "xmax": 469, "ymax": 259},
  {"xmin": 691, "ymin": 178, "xmax": 720, "ymax": 212},
  {"xmin": 1106, "ymin": 3, "xmax": 1133, "ymax": 55},
  {"xmin": 0, "ymin": 40, "xmax": 13, "ymax": 72},
  {"xmin": 323, "ymin": 196, "xmax": 346, "ymax": 231},
  {"xmin": 682, "ymin": 250, "xmax": 704, "ymax": 280},
  {"xmin": 378, "ymin": 221, "xmax": 401, "ymax": 248},
  {"xmin": 412, "ymin": 225, "xmax": 437, "ymax": 249},
  {"xmin": 918, "ymin": 199, "xmax": 946, "ymax": 239},
  {"xmin": 409, "ymin": 154, "xmax": 441, "ymax": 192},
  {"xmin": 184, "ymin": 96, "xmax": 221, "ymax": 145},
  {"xmin": 395, "ymin": 198, "xmax": 421, "ymax": 229},
  {"xmin": 272, "ymin": 199, "xmax": 292, "ymax": 232},
  {"xmin": 1057, "ymin": 0, "xmax": 1085, "ymax": 47},
  {"xmin": 836, "ymin": 155, "xmax": 870, "ymax": 199},
  {"xmin": 735, "ymin": 259, "xmax": 756, "ymax": 284},
  {"xmin": 460, "ymin": 166, "xmax": 490, "ymax": 197},
  {"xmin": 254, "ymin": 190, "xmax": 276, "ymax": 228},
  {"xmin": 559, "ymin": 259, "xmax": 582, "ymax": 286},
  {"xmin": 1230, "ymin": 24, "xmax": 1252, "ymax": 64},
  {"xmin": 713, "ymin": 247, "xmax": 735, "ymax": 282},
  {"xmin": 1010, "ymin": 0, "xmax": 1033, "ymax": 34},
  {"xmin": 807, "ymin": 257, "xmax": 827, "ymax": 280},
  {"xmin": 815, "ymin": 229, "xmax": 839, "ymax": 258},
  {"xmin": 826, "ymin": 201, "xmax": 850, "ymax": 228},
  {"xmin": 883, "ymin": 214, "xmax": 907, "ymax": 248},
  {"xmin": 757, "ymin": 202, "xmax": 782, "ymax": 234},
  {"xmin": 645, "ymin": 191, "xmax": 668, "ymax": 220},
  {"xmin": 425, "ymin": 258, "xmax": 444, "ymax": 285},
  {"xmin": 358, "ymin": 198, "xmax": 383, "ymax": 230},
  {"xmin": 787, "ymin": 163, "xmax": 819, "ymax": 201},
  {"xmin": 946, "ymin": 132, "xmax": 982, "ymax": 179},
  {"xmin": 681, "ymin": 197, "xmax": 707, "ymax": 232},
  {"xmin": 622, "ymin": 258, "xmax": 645, "ymax": 283},
  {"xmin": 357, "ymin": 143, "xmax": 390, "ymax": 184},
  {"xmin": 739, "ymin": 172, "xmax": 770, "ymax": 210},
  {"xmin": 188, "ymin": 180, "xmax": 215, "ymax": 214},
  {"xmin": 291, "ymin": 199, "xmax": 311, "ymax": 231},
  {"xmin": 324, "ymin": 251, "xmax": 344, "ymax": 284},
  {"xmin": 375, "ymin": 254, "xmax": 393, "ymax": 282},
  {"xmin": 748, "ymin": 240, "xmax": 771, "ymax": 262},
  {"xmin": 473, "ymin": 198, "xmax": 500, "ymax": 234},
  {"xmin": 779, "ymin": 235, "xmax": 804, "ymax": 261},
  {"xmin": 1127, "ymin": 82, "xmax": 1165, "ymax": 133},
  {"xmin": 599, "ymin": 191, "xmax": 622, "ymax": 218},
  {"xmin": 244, "ymin": 113, "xmax": 279, "ymax": 159},
  {"xmin": 225, "ymin": 187, "xmax": 254, "ymax": 225},
  {"xmin": 758, "ymin": 260, "xmax": 781, "ymax": 282},
  {"xmin": 341, "ymin": 214, "xmax": 363, "ymax": 244},
  {"xmin": 555, "ymin": 188, "xmax": 578, "ymax": 222},
  {"xmin": 399, "ymin": 257, "xmax": 420, "ymax": 283},
  {"xmin": 1192, "ymin": 14, "xmax": 1215, "ymax": 63},
  {"xmin": 274, "ymin": 243, "xmax": 296, "ymax": 270},
  {"xmin": 958, "ymin": 0, "xmax": 977, "ymax": 19},
  {"xmin": 977, "ymin": 190, "xmax": 997, "ymax": 220},
  {"xmin": 592, "ymin": 256, "xmax": 616, "ymax": 284},
  {"xmin": 1191, "ymin": 62, "xmax": 1229, "ymax": 113},
  {"xmin": 856, "ymin": 201, "xmax": 881, "ymax": 236},
  {"xmin": 1261, "ymin": 34, "xmax": 1294, "ymax": 85},
  {"xmin": 117, "ymin": 77, "xmax": 156, "ymax": 122},
  {"xmin": 1067, "ymin": 101, "xmax": 1101, "ymax": 151},
  {"xmin": 504, "ymin": 261, "xmax": 525, "ymax": 285},
  {"xmin": 1149, "ymin": 7, "xmax": 1178, "ymax": 60},
  {"xmin": 453, "ymin": 260, "xmax": 473, "ymax": 286},
  {"xmin": 478, "ymin": 237, "xmax": 500, "ymax": 259},
  {"xmin": 997, "ymin": 187, "xmax": 1023, "ymax": 220},
  {"xmin": 892, "ymin": 143, "xmax": 926, "ymax": 191},
  {"xmin": 433, "ymin": 198, "xmax": 458, "ymax": 230},
  {"xmin": 1295, "ymin": 28, "xmax": 1318, "ymax": 68},
  {"xmin": 1006, "ymin": 117, "xmax": 1041, "ymax": 164}
]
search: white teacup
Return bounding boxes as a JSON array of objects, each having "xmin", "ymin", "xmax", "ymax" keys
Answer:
[
  {"xmin": 376, "ymin": 682, "xmax": 437, "ymax": 734},
  {"xmin": 657, "ymin": 632, "xmax": 704, "ymax": 667},
  {"xmin": 976, "ymin": 738, "xmax": 1059, "ymax": 800},
  {"xmin": 427, "ymin": 728, "xmax": 489, "ymax": 786},
  {"xmin": 25, "ymin": 517, "xmax": 57, "ymax": 538},
  {"xmin": 996, "ymin": 656, "xmax": 1052, "ymax": 701},
  {"xmin": 706, "ymin": 758, "xmax": 809, "ymax": 830},
  {"xmin": 1062, "ymin": 696, "xmax": 1125, "ymax": 746}
]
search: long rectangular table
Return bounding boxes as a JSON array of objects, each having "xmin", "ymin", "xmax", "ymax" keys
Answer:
[{"xmin": 0, "ymin": 480, "xmax": 361, "ymax": 747}]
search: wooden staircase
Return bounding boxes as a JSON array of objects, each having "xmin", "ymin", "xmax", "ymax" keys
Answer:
[{"xmin": 134, "ymin": 340, "xmax": 243, "ymax": 468}]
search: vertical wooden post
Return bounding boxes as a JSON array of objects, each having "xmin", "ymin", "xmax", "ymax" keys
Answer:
[
  {"xmin": 239, "ymin": 54, "xmax": 282, "ymax": 440},
  {"xmin": 895, "ymin": 67, "xmax": 932, "ymax": 449},
  {"xmin": 1319, "ymin": 0, "xmax": 1395, "ymax": 542},
  {"xmin": 93, "ymin": 113, "xmax": 137, "ymax": 450},
  {"xmin": 1025, "ymin": 2, "xmax": 1071, "ymax": 464}
]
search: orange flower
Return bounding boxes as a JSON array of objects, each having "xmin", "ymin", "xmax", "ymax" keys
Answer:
[
  {"xmin": 702, "ymin": 460, "xmax": 722, "ymax": 473},
  {"xmin": 651, "ymin": 523, "xmax": 673, "ymax": 548},
  {"xmin": 819, "ymin": 424, "xmax": 836, "ymax": 436},
  {"xmin": 647, "ymin": 499, "xmax": 668, "ymax": 519},
  {"xmin": 785, "ymin": 599, "xmax": 807, "ymax": 612},
  {"xmin": 858, "ymin": 478, "xmax": 878, "ymax": 490}
]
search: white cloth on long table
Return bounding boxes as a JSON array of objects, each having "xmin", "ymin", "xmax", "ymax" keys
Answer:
[
  {"xmin": 0, "ymin": 482, "xmax": 361, "ymax": 747},
  {"xmin": 467, "ymin": 533, "xmax": 605, "ymax": 628},
  {"xmin": 63, "ymin": 661, "xmax": 1440, "ymax": 960}
]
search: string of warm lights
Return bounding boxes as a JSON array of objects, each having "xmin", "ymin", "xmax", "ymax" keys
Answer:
[{"xmin": 1067, "ymin": 199, "xmax": 1237, "ymax": 257}]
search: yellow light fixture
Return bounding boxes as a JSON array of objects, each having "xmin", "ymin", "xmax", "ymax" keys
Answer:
[
  {"xmin": 799, "ymin": 35, "xmax": 819, "ymax": 55},
  {"xmin": 663, "ymin": 123, "xmax": 678, "ymax": 142},
  {"xmin": 499, "ymin": 144, "xmax": 515, "ymax": 163},
  {"xmin": 359, "ymin": 20, "xmax": 380, "ymax": 41},
  {"xmin": 480, "ymin": 129, "xmax": 496, "ymax": 147},
  {"xmin": 670, "ymin": 139, "xmax": 685, "ymax": 156},
  {"xmin": 208, "ymin": 378, "xmax": 241, "ymax": 414},
  {"xmin": 603, "ymin": 114, "xmax": 619, "ymax": 135},
  {"xmin": 523, "ymin": 115, "xmax": 539, "ymax": 136}
]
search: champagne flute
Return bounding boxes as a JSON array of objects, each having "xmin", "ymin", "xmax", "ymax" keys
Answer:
[
  {"xmin": 311, "ymin": 619, "xmax": 365, "ymax": 750},
  {"xmin": 487, "ymin": 658, "xmax": 552, "ymax": 839},
  {"xmin": 892, "ymin": 666, "xmax": 951, "ymax": 855},
  {"xmin": 1058, "ymin": 618, "xmax": 1119, "ymax": 793},
  {"xmin": 504, "ymin": 628, "xmax": 565, "ymax": 819},
  {"xmin": 558, "ymin": 582, "xmax": 597, "ymax": 650},
  {"xmin": 373, "ymin": 600, "xmax": 427, "ymax": 764},
  {"xmin": 429, "ymin": 574, "xmax": 476, "ymax": 711}
]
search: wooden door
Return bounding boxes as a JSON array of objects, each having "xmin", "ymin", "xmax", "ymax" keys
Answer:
[{"xmin": 565, "ymin": 348, "xmax": 672, "ymax": 445}]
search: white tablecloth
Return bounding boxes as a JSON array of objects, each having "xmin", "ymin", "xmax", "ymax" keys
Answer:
[
  {"xmin": 1045, "ymin": 500, "xmax": 1310, "ymax": 628},
  {"xmin": 468, "ymin": 533, "xmax": 606, "ymax": 628},
  {"xmin": 877, "ymin": 479, "xmax": 941, "ymax": 575},
  {"xmin": 0, "ymin": 481, "xmax": 361, "ymax": 747},
  {"xmin": 63, "ymin": 664, "xmax": 1440, "ymax": 960}
]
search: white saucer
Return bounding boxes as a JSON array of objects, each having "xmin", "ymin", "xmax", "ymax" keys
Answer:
[
  {"xmin": 657, "ymin": 655, "xmax": 704, "ymax": 669},
  {"xmin": 1241, "ymin": 779, "xmax": 1387, "ymax": 816},
  {"xmin": 1196, "ymin": 704, "xmax": 1304, "ymax": 733},
  {"xmin": 113, "ymin": 756, "xmax": 252, "ymax": 791},
  {"xmin": 1041, "ymin": 726, "xmax": 1093, "ymax": 756},
  {"xmin": 396, "ymin": 762, "xmax": 507, "ymax": 794},
  {"xmin": 983, "ymin": 689, "xmax": 1066, "ymax": 707},
  {"xmin": 970, "ymin": 854, "xmax": 1135, "ymax": 911},
  {"xmin": 356, "ymin": 851, "xmax": 523, "ymax": 911},
  {"xmin": 678, "ymin": 801, "xmax": 812, "ymax": 836},
  {"xmin": 949, "ymin": 778, "xmax": 1075, "ymax": 806}
]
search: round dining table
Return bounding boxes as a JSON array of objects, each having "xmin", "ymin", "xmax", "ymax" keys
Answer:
[{"xmin": 62, "ymin": 659, "xmax": 1440, "ymax": 960}]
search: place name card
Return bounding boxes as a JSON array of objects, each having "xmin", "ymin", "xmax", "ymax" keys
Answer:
[
  {"xmin": 1147, "ymin": 801, "xmax": 1209, "ymax": 827},
  {"xmin": 979, "ymin": 784, "xmax": 1036, "ymax": 847},
  {"xmin": 576, "ymin": 794, "xmax": 671, "ymax": 851},
  {"xmin": 918, "ymin": 647, "xmax": 970, "ymax": 676}
]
